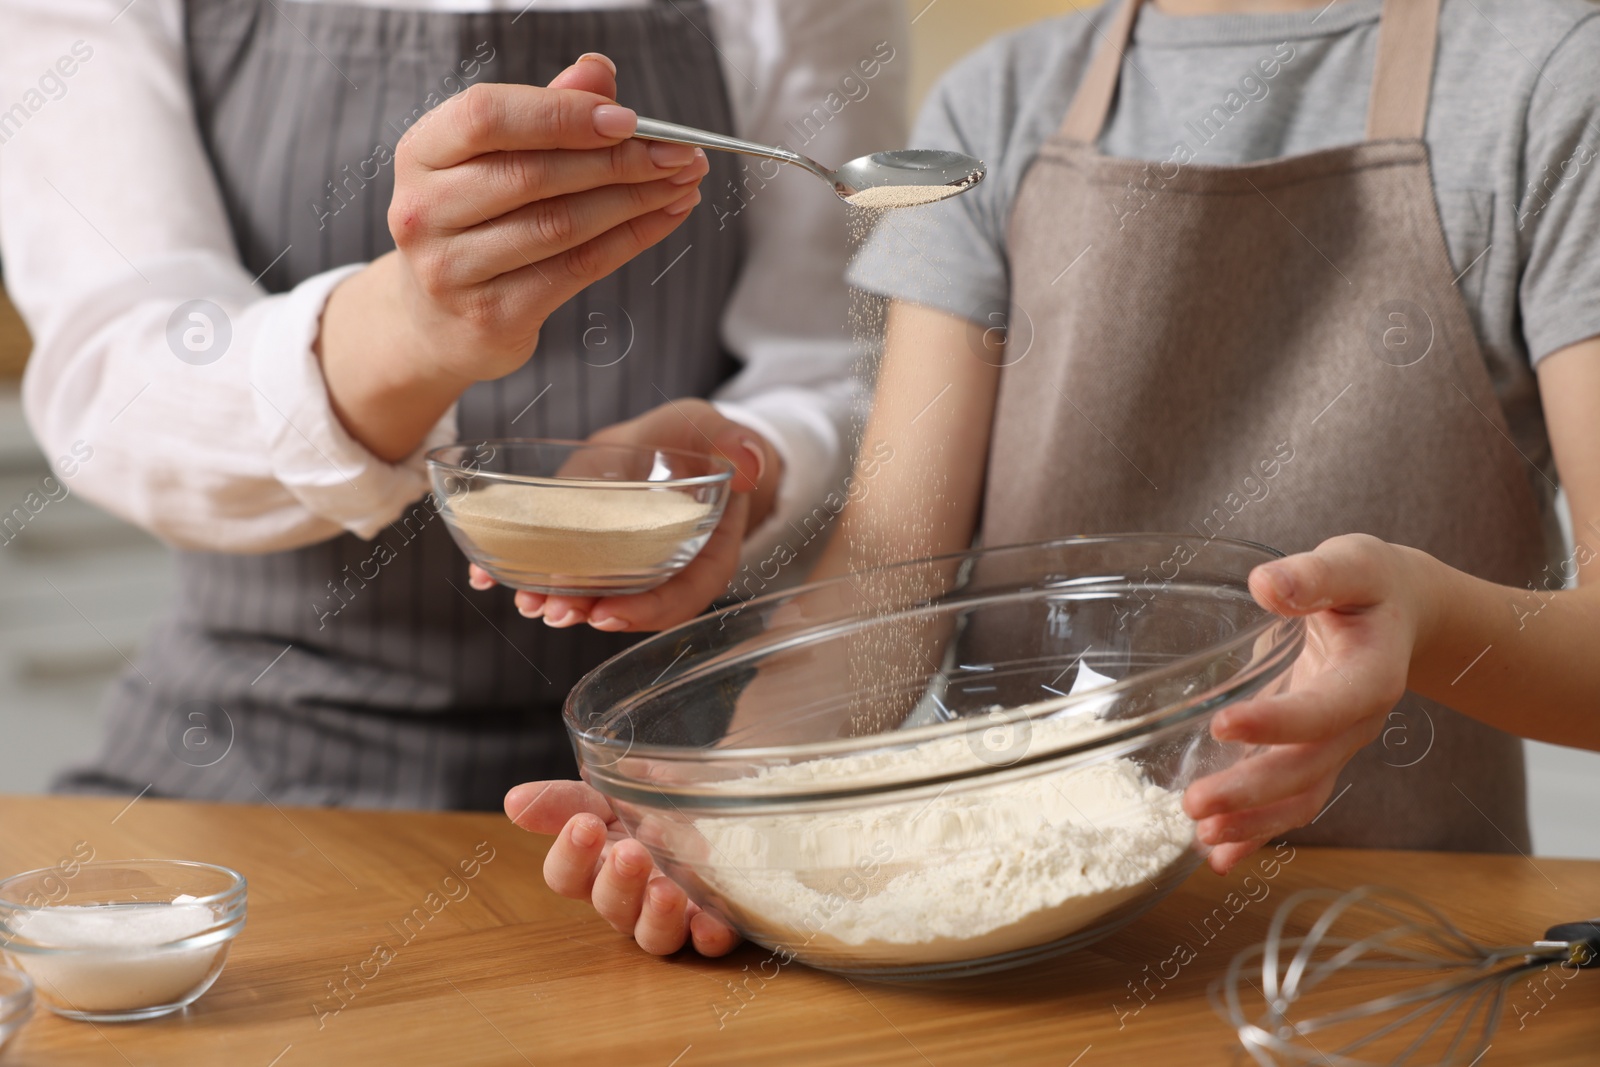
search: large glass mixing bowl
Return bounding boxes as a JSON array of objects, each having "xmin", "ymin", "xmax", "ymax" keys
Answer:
[{"xmin": 566, "ymin": 536, "xmax": 1305, "ymax": 979}]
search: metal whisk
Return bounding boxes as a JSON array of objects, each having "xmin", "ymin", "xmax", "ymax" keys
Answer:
[{"xmin": 1213, "ymin": 885, "xmax": 1599, "ymax": 1067}]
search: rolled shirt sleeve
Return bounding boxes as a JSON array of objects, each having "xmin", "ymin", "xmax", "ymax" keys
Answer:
[
  {"xmin": 5, "ymin": 0, "xmax": 902, "ymax": 565},
  {"xmin": 3, "ymin": 0, "xmax": 450, "ymax": 552}
]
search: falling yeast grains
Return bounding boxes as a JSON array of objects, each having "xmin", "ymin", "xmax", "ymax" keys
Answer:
[{"xmin": 841, "ymin": 206, "xmax": 952, "ymax": 734}]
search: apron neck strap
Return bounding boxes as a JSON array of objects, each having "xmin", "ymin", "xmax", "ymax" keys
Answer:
[
  {"xmin": 1058, "ymin": 0, "xmax": 1442, "ymax": 145},
  {"xmin": 1365, "ymin": 0, "xmax": 1441, "ymax": 140}
]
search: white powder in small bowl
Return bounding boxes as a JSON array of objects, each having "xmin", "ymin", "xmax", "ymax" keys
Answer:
[{"xmin": 8, "ymin": 903, "xmax": 226, "ymax": 1014}]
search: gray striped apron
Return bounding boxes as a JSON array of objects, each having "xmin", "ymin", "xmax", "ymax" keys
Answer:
[
  {"xmin": 985, "ymin": 0, "xmax": 1544, "ymax": 851},
  {"xmin": 53, "ymin": 0, "xmax": 744, "ymax": 809}
]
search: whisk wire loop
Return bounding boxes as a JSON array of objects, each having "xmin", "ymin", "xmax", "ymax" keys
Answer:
[{"xmin": 1215, "ymin": 884, "xmax": 1572, "ymax": 1067}]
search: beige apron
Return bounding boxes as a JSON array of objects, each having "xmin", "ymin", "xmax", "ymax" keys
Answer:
[{"xmin": 983, "ymin": 0, "xmax": 1548, "ymax": 851}]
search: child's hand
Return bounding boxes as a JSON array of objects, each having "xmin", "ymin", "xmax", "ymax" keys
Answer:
[
  {"xmin": 1183, "ymin": 534, "xmax": 1426, "ymax": 873},
  {"xmin": 504, "ymin": 780, "xmax": 742, "ymax": 956}
]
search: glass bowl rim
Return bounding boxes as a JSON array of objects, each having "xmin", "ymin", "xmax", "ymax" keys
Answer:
[
  {"xmin": 0, "ymin": 860, "xmax": 247, "ymax": 956},
  {"xmin": 0, "ymin": 965, "xmax": 32, "ymax": 1018},
  {"xmin": 426, "ymin": 437, "xmax": 736, "ymax": 491},
  {"xmin": 0, "ymin": 859, "xmax": 246, "ymax": 911},
  {"xmin": 566, "ymin": 533, "xmax": 1305, "ymax": 789}
]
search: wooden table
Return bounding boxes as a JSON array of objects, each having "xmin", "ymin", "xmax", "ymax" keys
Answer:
[
  {"xmin": 1, "ymin": 796, "xmax": 1594, "ymax": 1066},
  {"xmin": 0, "ymin": 289, "xmax": 30, "ymax": 380}
]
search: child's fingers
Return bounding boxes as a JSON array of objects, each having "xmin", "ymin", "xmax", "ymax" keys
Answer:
[
  {"xmin": 687, "ymin": 906, "xmax": 742, "ymax": 957},
  {"xmin": 1206, "ymin": 835, "xmax": 1275, "ymax": 875},
  {"xmin": 633, "ymin": 877, "xmax": 692, "ymax": 955},
  {"xmin": 542, "ymin": 813, "xmax": 610, "ymax": 899},
  {"xmin": 1211, "ymin": 652, "xmax": 1401, "ymax": 744},
  {"xmin": 1184, "ymin": 734, "xmax": 1367, "ymax": 821},
  {"xmin": 1196, "ymin": 785, "xmax": 1333, "ymax": 849},
  {"xmin": 591, "ymin": 838, "xmax": 655, "ymax": 933},
  {"xmin": 504, "ymin": 780, "xmax": 613, "ymax": 834},
  {"xmin": 1249, "ymin": 533, "xmax": 1392, "ymax": 616}
]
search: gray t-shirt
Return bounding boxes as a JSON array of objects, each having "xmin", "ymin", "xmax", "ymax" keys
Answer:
[{"xmin": 851, "ymin": 0, "xmax": 1600, "ymax": 468}]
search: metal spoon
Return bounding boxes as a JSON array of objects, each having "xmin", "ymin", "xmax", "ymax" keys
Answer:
[{"xmin": 633, "ymin": 117, "xmax": 986, "ymax": 207}]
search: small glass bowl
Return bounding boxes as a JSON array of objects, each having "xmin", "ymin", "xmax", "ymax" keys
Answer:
[
  {"xmin": 0, "ymin": 860, "xmax": 247, "ymax": 1022},
  {"xmin": 428, "ymin": 439, "xmax": 734, "ymax": 596},
  {"xmin": 567, "ymin": 536, "xmax": 1305, "ymax": 979},
  {"xmin": 0, "ymin": 967, "xmax": 32, "ymax": 1054}
]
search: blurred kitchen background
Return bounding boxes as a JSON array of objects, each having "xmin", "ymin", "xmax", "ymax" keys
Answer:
[{"xmin": 3, "ymin": 0, "xmax": 1596, "ymax": 856}]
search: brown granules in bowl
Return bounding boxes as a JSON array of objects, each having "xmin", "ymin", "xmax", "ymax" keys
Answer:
[{"xmin": 448, "ymin": 482, "xmax": 714, "ymax": 577}]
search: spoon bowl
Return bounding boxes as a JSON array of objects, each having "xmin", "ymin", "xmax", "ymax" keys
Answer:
[
  {"xmin": 633, "ymin": 118, "xmax": 985, "ymax": 207},
  {"xmin": 832, "ymin": 149, "xmax": 987, "ymax": 207}
]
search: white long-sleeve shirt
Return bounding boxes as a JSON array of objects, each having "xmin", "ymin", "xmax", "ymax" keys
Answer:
[{"xmin": 0, "ymin": 0, "xmax": 908, "ymax": 559}]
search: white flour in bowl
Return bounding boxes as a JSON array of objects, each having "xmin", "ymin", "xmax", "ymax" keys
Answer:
[{"xmin": 695, "ymin": 711, "xmax": 1193, "ymax": 967}]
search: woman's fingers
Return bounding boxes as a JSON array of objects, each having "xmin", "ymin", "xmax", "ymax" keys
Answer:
[
  {"xmin": 707, "ymin": 422, "xmax": 769, "ymax": 495},
  {"xmin": 541, "ymin": 596, "xmax": 600, "ymax": 629},
  {"xmin": 400, "ymin": 82, "xmax": 636, "ymax": 171},
  {"xmin": 468, "ymin": 563, "xmax": 497, "ymax": 591},
  {"xmin": 587, "ymin": 493, "xmax": 750, "ymax": 633},
  {"xmin": 542, "ymin": 812, "xmax": 611, "ymax": 899},
  {"xmin": 485, "ymin": 190, "xmax": 701, "ymax": 312},
  {"xmin": 547, "ymin": 52, "xmax": 619, "ymax": 99},
  {"xmin": 446, "ymin": 169, "xmax": 708, "ymax": 286},
  {"xmin": 589, "ymin": 403, "xmax": 767, "ymax": 492},
  {"xmin": 431, "ymin": 141, "xmax": 704, "ymax": 230},
  {"xmin": 514, "ymin": 591, "xmax": 549, "ymax": 619}
]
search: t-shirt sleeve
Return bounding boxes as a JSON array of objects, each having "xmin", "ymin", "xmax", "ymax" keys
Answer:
[
  {"xmin": 846, "ymin": 41, "xmax": 1015, "ymax": 326},
  {"xmin": 1518, "ymin": 12, "xmax": 1600, "ymax": 364}
]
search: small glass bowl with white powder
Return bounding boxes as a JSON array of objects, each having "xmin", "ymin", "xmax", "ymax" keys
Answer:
[
  {"xmin": 568, "ymin": 536, "xmax": 1305, "ymax": 979},
  {"xmin": 0, "ymin": 860, "xmax": 246, "ymax": 1022},
  {"xmin": 428, "ymin": 439, "xmax": 734, "ymax": 596},
  {"xmin": 0, "ymin": 967, "xmax": 32, "ymax": 1053}
]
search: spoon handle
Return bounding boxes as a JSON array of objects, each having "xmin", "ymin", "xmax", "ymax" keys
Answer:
[{"xmin": 633, "ymin": 117, "xmax": 818, "ymax": 176}]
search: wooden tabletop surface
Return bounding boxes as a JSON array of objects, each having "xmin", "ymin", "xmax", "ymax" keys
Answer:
[{"xmin": 0, "ymin": 795, "xmax": 1594, "ymax": 1066}]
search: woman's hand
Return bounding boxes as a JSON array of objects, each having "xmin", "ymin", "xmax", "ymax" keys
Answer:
[
  {"xmin": 1183, "ymin": 534, "xmax": 1427, "ymax": 873},
  {"xmin": 469, "ymin": 397, "xmax": 782, "ymax": 633},
  {"xmin": 318, "ymin": 53, "xmax": 710, "ymax": 462},
  {"xmin": 505, "ymin": 780, "xmax": 742, "ymax": 957}
]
